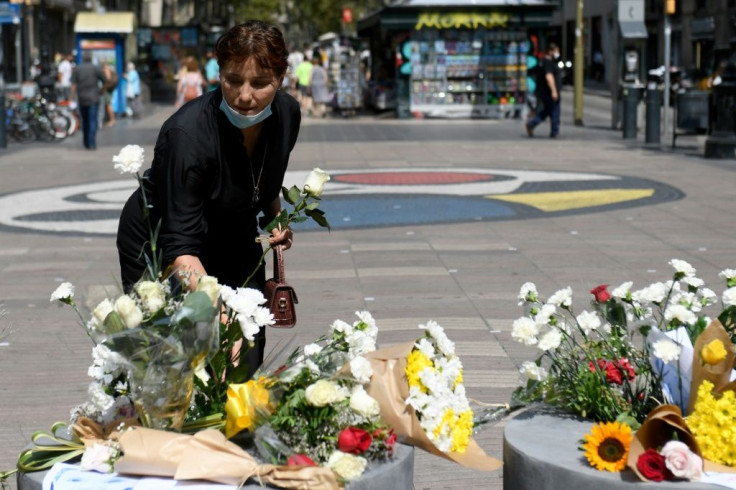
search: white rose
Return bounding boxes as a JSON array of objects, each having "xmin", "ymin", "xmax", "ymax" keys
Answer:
[
  {"xmin": 652, "ymin": 339, "xmax": 682, "ymax": 364},
  {"xmin": 80, "ymin": 443, "xmax": 118, "ymax": 473},
  {"xmin": 135, "ymin": 280, "xmax": 166, "ymax": 312},
  {"xmin": 349, "ymin": 356, "xmax": 373, "ymax": 384},
  {"xmin": 112, "ymin": 144, "xmax": 145, "ymax": 174},
  {"xmin": 327, "ymin": 451, "xmax": 367, "ymax": 481},
  {"xmin": 723, "ymin": 287, "xmax": 736, "ymax": 307},
  {"xmin": 92, "ymin": 298, "xmax": 115, "ymax": 324},
  {"xmin": 304, "ymin": 380, "xmax": 347, "ymax": 407},
  {"xmin": 520, "ymin": 361, "xmax": 547, "ymax": 381},
  {"xmin": 50, "ymin": 282, "xmax": 75, "ymax": 303},
  {"xmin": 349, "ymin": 386, "xmax": 380, "ymax": 418},
  {"xmin": 303, "ymin": 167, "xmax": 330, "ymax": 197},
  {"xmin": 114, "ymin": 295, "xmax": 143, "ymax": 329},
  {"xmin": 196, "ymin": 275, "xmax": 221, "ymax": 304},
  {"xmin": 511, "ymin": 317, "xmax": 539, "ymax": 346}
]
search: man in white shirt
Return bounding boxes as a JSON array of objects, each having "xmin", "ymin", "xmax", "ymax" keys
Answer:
[{"xmin": 57, "ymin": 53, "xmax": 74, "ymax": 100}]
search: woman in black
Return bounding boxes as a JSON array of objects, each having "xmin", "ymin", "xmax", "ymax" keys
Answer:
[{"xmin": 117, "ymin": 21, "xmax": 299, "ymax": 371}]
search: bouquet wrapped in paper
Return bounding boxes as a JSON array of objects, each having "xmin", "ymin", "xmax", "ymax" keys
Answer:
[{"xmin": 363, "ymin": 321, "xmax": 502, "ymax": 471}]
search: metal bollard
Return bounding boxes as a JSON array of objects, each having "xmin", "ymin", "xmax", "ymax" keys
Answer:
[
  {"xmin": 645, "ymin": 83, "xmax": 661, "ymax": 145},
  {"xmin": 622, "ymin": 85, "xmax": 640, "ymax": 139}
]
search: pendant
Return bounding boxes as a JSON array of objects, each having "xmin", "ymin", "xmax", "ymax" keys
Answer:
[{"xmin": 252, "ymin": 187, "xmax": 260, "ymax": 205}]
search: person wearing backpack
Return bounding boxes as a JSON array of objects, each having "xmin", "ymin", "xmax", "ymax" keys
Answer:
[{"xmin": 176, "ymin": 56, "xmax": 205, "ymax": 108}]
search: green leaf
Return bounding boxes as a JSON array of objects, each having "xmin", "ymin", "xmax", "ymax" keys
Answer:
[
  {"xmin": 287, "ymin": 185, "xmax": 301, "ymax": 205},
  {"xmin": 306, "ymin": 202, "xmax": 320, "ymax": 211},
  {"xmin": 171, "ymin": 291, "xmax": 216, "ymax": 325},
  {"xmin": 103, "ymin": 311, "xmax": 126, "ymax": 334},
  {"xmin": 305, "ymin": 209, "xmax": 331, "ymax": 230}
]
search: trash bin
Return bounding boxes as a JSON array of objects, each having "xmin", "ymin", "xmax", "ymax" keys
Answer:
[{"xmin": 622, "ymin": 83, "xmax": 644, "ymax": 139}]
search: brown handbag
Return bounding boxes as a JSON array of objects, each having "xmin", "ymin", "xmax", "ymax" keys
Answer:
[{"xmin": 264, "ymin": 245, "xmax": 298, "ymax": 328}]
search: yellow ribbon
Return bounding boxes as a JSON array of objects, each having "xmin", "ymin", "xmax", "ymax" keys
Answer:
[{"xmin": 225, "ymin": 377, "xmax": 274, "ymax": 439}]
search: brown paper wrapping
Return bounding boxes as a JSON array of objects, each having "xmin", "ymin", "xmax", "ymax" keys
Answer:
[
  {"xmin": 364, "ymin": 342, "xmax": 503, "ymax": 472},
  {"xmin": 687, "ymin": 319, "xmax": 736, "ymax": 414},
  {"xmin": 626, "ymin": 404, "xmax": 703, "ymax": 480},
  {"xmin": 115, "ymin": 427, "xmax": 340, "ymax": 489}
]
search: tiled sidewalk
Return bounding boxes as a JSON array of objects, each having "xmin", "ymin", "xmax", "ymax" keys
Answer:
[{"xmin": 1, "ymin": 97, "xmax": 734, "ymax": 489}]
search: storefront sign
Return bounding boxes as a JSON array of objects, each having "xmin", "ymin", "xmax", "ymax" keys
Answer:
[
  {"xmin": 0, "ymin": 2, "xmax": 20, "ymax": 24},
  {"xmin": 414, "ymin": 12, "xmax": 509, "ymax": 30}
]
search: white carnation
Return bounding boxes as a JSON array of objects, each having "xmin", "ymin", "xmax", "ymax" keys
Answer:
[
  {"xmin": 612, "ymin": 281, "xmax": 633, "ymax": 300},
  {"xmin": 112, "ymin": 144, "xmax": 145, "ymax": 174},
  {"xmin": 421, "ymin": 320, "xmax": 455, "ymax": 356},
  {"xmin": 699, "ymin": 288, "xmax": 718, "ymax": 307},
  {"xmin": 520, "ymin": 361, "xmax": 547, "ymax": 381},
  {"xmin": 682, "ymin": 276, "xmax": 704, "ymax": 289},
  {"xmin": 576, "ymin": 310, "xmax": 602, "ymax": 335},
  {"xmin": 349, "ymin": 356, "xmax": 373, "ymax": 384},
  {"xmin": 632, "ymin": 282, "xmax": 667, "ymax": 304},
  {"xmin": 50, "ymin": 282, "xmax": 75, "ymax": 303},
  {"xmin": 88, "ymin": 382, "xmax": 115, "ymax": 411},
  {"xmin": 330, "ymin": 319, "xmax": 353, "ymax": 336},
  {"xmin": 669, "ymin": 259, "xmax": 696, "ymax": 277},
  {"xmin": 221, "ymin": 287, "xmax": 266, "ymax": 318},
  {"xmin": 252, "ymin": 306, "xmax": 275, "ymax": 327},
  {"xmin": 719, "ymin": 269, "xmax": 736, "ymax": 280},
  {"xmin": 664, "ymin": 304, "xmax": 697, "ymax": 325},
  {"xmin": 518, "ymin": 282, "xmax": 538, "ymax": 302},
  {"xmin": 548, "ymin": 287, "xmax": 572, "ymax": 307},
  {"xmin": 533, "ymin": 304, "xmax": 556, "ymax": 327},
  {"xmin": 80, "ymin": 443, "xmax": 118, "ymax": 473},
  {"xmin": 303, "ymin": 343, "xmax": 323, "ymax": 356},
  {"xmin": 723, "ymin": 287, "xmax": 736, "ymax": 307},
  {"xmin": 537, "ymin": 328, "xmax": 563, "ymax": 352},
  {"xmin": 652, "ymin": 339, "xmax": 682, "ymax": 364},
  {"xmin": 511, "ymin": 317, "xmax": 539, "ymax": 346},
  {"xmin": 238, "ymin": 316, "xmax": 262, "ymax": 342}
]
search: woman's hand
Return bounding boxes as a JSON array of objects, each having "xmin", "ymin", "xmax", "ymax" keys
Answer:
[{"xmin": 268, "ymin": 223, "xmax": 293, "ymax": 250}]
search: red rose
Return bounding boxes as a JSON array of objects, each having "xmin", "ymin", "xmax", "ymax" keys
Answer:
[
  {"xmin": 590, "ymin": 285, "xmax": 611, "ymax": 302},
  {"xmin": 615, "ymin": 358, "xmax": 636, "ymax": 381},
  {"xmin": 637, "ymin": 448, "xmax": 672, "ymax": 482},
  {"xmin": 386, "ymin": 429, "xmax": 397, "ymax": 448},
  {"xmin": 287, "ymin": 454, "xmax": 317, "ymax": 466},
  {"xmin": 588, "ymin": 359, "xmax": 607, "ymax": 373},
  {"xmin": 604, "ymin": 361, "xmax": 623, "ymax": 385},
  {"xmin": 338, "ymin": 427, "xmax": 372, "ymax": 454}
]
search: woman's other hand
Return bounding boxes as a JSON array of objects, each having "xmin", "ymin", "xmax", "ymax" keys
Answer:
[{"xmin": 268, "ymin": 223, "xmax": 293, "ymax": 250}]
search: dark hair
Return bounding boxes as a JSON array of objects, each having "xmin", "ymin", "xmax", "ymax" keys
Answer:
[
  {"xmin": 548, "ymin": 42, "xmax": 559, "ymax": 52},
  {"xmin": 183, "ymin": 56, "xmax": 199, "ymax": 72},
  {"xmin": 215, "ymin": 20, "xmax": 288, "ymax": 78}
]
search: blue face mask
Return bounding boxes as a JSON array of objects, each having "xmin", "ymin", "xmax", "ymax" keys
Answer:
[{"xmin": 219, "ymin": 98, "xmax": 272, "ymax": 129}]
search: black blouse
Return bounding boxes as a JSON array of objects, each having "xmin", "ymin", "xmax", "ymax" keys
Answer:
[{"xmin": 117, "ymin": 88, "xmax": 301, "ymax": 290}]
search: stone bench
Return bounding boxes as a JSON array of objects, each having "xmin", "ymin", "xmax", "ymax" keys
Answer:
[
  {"xmin": 18, "ymin": 442, "xmax": 413, "ymax": 489},
  {"xmin": 503, "ymin": 407, "xmax": 715, "ymax": 490}
]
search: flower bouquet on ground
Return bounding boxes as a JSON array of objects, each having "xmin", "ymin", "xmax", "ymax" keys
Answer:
[
  {"xmin": 510, "ymin": 259, "xmax": 736, "ymax": 482},
  {"xmin": 224, "ymin": 311, "xmax": 398, "ymax": 483},
  {"xmin": 364, "ymin": 321, "xmax": 502, "ymax": 471}
]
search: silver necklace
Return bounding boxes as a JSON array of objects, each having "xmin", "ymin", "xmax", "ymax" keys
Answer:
[{"xmin": 249, "ymin": 140, "xmax": 268, "ymax": 206}]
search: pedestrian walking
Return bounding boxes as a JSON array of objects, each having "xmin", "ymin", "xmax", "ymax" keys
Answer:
[
  {"xmin": 70, "ymin": 51, "xmax": 107, "ymax": 150},
  {"xmin": 295, "ymin": 54, "xmax": 313, "ymax": 114},
  {"xmin": 526, "ymin": 42, "xmax": 562, "ymax": 139},
  {"xmin": 57, "ymin": 53, "xmax": 74, "ymax": 101},
  {"xmin": 124, "ymin": 61, "xmax": 141, "ymax": 118},
  {"xmin": 176, "ymin": 56, "xmax": 205, "ymax": 108},
  {"xmin": 308, "ymin": 56, "xmax": 330, "ymax": 117},
  {"xmin": 204, "ymin": 50, "xmax": 220, "ymax": 92},
  {"xmin": 116, "ymin": 20, "xmax": 300, "ymax": 379},
  {"xmin": 101, "ymin": 60, "xmax": 118, "ymax": 127}
]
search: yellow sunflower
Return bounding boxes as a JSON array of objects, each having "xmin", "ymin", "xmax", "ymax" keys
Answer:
[{"xmin": 582, "ymin": 421, "xmax": 633, "ymax": 472}]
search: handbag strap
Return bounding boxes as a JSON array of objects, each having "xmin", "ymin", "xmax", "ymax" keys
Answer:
[{"xmin": 271, "ymin": 245, "xmax": 286, "ymax": 283}]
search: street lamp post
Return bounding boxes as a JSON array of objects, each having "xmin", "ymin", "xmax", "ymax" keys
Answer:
[{"xmin": 573, "ymin": 0, "xmax": 584, "ymax": 126}]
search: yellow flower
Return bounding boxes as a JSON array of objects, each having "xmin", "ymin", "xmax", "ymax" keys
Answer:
[
  {"xmin": 454, "ymin": 369, "xmax": 464, "ymax": 389},
  {"xmin": 450, "ymin": 409, "xmax": 473, "ymax": 453},
  {"xmin": 701, "ymin": 339, "xmax": 728, "ymax": 365},
  {"xmin": 582, "ymin": 422, "xmax": 632, "ymax": 472},
  {"xmin": 689, "ymin": 380, "xmax": 736, "ymax": 466},
  {"xmin": 406, "ymin": 350, "xmax": 433, "ymax": 391},
  {"xmin": 225, "ymin": 377, "xmax": 273, "ymax": 438},
  {"xmin": 433, "ymin": 408, "xmax": 455, "ymax": 440}
]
